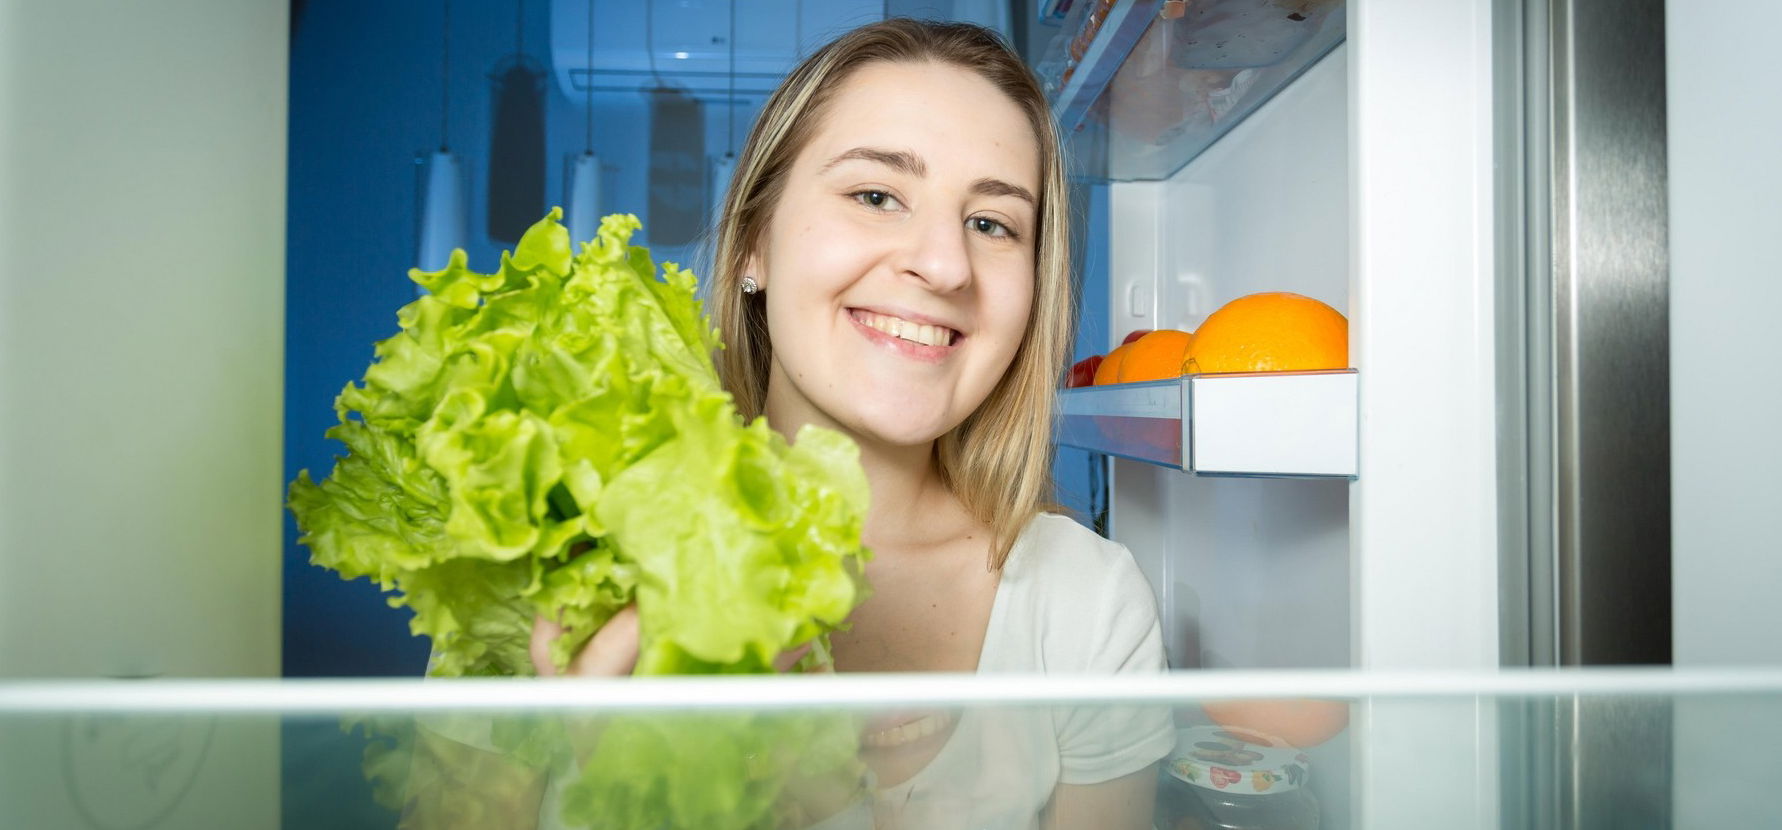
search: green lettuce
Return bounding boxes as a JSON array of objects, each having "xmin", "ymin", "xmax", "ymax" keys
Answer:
[{"xmin": 287, "ymin": 210, "xmax": 872, "ymax": 678}]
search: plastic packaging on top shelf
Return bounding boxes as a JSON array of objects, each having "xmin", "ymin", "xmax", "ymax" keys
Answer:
[
  {"xmin": 1035, "ymin": 0, "xmax": 1119, "ymax": 97},
  {"xmin": 1099, "ymin": 0, "xmax": 1346, "ymax": 181},
  {"xmin": 1172, "ymin": 0, "xmax": 1343, "ymax": 69},
  {"xmin": 1039, "ymin": 0, "xmax": 1084, "ymax": 23},
  {"xmin": 1109, "ymin": 20, "xmax": 1262, "ymax": 146}
]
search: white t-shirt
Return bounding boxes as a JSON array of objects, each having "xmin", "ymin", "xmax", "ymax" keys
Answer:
[
  {"xmin": 838, "ymin": 511, "xmax": 1176, "ymax": 830},
  {"xmin": 417, "ymin": 511, "xmax": 1173, "ymax": 830}
]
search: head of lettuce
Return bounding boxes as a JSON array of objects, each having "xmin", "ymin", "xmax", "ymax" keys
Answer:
[{"xmin": 287, "ymin": 209, "xmax": 871, "ymax": 678}]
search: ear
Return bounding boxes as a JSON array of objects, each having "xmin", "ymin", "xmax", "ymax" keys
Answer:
[{"xmin": 742, "ymin": 247, "xmax": 766, "ymax": 292}]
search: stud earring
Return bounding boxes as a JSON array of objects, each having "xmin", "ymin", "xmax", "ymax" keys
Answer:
[{"xmin": 741, "ymin": 276, "xmax": 760, "ymax": 295}]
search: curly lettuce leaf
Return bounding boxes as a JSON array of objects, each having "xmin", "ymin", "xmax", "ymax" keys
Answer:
[{"xmin": 287, "ymin": 209, "xmax": 871, "ymax": 680}]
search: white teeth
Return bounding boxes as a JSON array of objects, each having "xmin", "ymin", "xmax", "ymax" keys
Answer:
[
  {"xmin": 862, "ymin": 713, "xmax": 951, "ymax": 748},
  {"xmin": 858, "ymin": 311, "xmax": 955, "ymax": 347}
]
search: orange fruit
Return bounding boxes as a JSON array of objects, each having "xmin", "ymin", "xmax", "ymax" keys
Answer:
[
  {"xmin": 1117, "ymin": 329, "xmax": 1194, "ymax": 382},
  {"xmin": 1184, "ymin": 292, "xmax": 1348, "ymax": 374},
  {"xmin": 1202, "ymin": 699, "xmax": 1350, "ymax": 748},
  {"xmin": 1093, "ymin": 343, "xmax": 1133, "ymax": 385}
]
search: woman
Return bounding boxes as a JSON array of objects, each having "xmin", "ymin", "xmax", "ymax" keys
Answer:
[{"xmin": 529, "ymin": 19, "xmax": 1172, "ymax": 829}]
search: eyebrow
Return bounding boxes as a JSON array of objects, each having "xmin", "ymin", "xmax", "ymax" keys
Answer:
[
  {"xmin": 822, "ymin": 146, "xmax": 1037, "ymax": 207},
  {"xmin": 970, "ymin": 177, "xmax": 1037, "ymax": 207},
  {"xmin": 821, "ymin": 146, "xmax": 926, "ymax": 177}
]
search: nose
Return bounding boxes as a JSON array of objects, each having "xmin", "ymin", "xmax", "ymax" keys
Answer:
[{"xmin": 897, "ymin": 210, "xmax": 973, "ymax": 294}]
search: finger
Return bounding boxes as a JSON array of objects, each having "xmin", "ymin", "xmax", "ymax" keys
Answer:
[
  {"xmin": 531, "ymin": 613, "xmax": 564, "ymax": 677},
  {"xmin": 569, "ymin": 604, "xmax": 640, "ymax": 677},
  {"xmin": 773, "ymin": 641, "xmax": 814, "ymax": 674}
]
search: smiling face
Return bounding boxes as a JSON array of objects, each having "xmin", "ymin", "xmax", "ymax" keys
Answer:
[{"xmin": 749, "ymin": 60, "xmax": 1040, "ymax": 451}]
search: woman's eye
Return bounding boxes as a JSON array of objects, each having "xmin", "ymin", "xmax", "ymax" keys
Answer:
[
  {"xmin": 970, "ymin": 216, "xmax": 1015, "ymax": 239},
  {"xmin": 852, "ymin": 190, "xmax": 900, "ymax": 210}
]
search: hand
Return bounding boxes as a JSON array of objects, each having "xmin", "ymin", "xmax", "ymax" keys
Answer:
[
  {"xmin": 1201, "ymin": 698, "xmax": 1350, "ymax": 748},
  {"xmin": 529, "ymin": 604, "xmax": 827, "ymax": 677},
  {"xmin": 773, "ymin": 640, "xmax": 826, "ymax": 674},
  {"xmin": 530, "ymin": 605, "xmax": 640, "ymax": 677}
]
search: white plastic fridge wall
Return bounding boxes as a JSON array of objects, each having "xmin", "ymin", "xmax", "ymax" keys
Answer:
[
  {"xmin": 1108, "ymin": 42, "xmax": 1355, "ymax": 830},
  {"xmin": 0, "ymin": 1, "xmax": 286, "ymax": 827},
  {"xmin": 1109, "ymin": 44, "xmax": 1353, "ymax": 675},
  {"xmin": 0, "ymin": 2, "xmax": 287, "ymax": 681}
]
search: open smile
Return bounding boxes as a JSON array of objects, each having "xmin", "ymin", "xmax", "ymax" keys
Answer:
[{"xmin": 847, "ymin": 308, "xmax": 964, "ymax": 364}]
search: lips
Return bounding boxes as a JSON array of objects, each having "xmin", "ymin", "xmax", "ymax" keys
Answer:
[
  {"xmin": 847, "ymin": 308, "xmax": 965, "ymax": 363},
  {"xmin": 849, "ymin": 308, "xmax": 961, "ymax": 346}
]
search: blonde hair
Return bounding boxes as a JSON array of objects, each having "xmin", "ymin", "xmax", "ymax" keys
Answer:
[{"xmin": 708, "ymin": 19, "xmax": 1073, "ymax": 571}]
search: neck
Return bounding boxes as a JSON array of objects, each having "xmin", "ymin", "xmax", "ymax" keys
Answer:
[{"xmin": 849, "ymin": 433, "xmax": 949, "ymax": 548}]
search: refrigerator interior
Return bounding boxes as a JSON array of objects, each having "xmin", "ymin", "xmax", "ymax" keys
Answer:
[{"xmin": 4, "ymin": 0, "xmax": 1778, "ymax": 827}]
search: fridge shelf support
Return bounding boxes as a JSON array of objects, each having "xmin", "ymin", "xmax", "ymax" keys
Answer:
[{"xmin": 1056, "ymin": 370, "xmax": 1358, "ymax": 479}]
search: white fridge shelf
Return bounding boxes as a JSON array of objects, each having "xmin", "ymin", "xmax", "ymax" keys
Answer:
[{"xmin": 1056, "ymin": 370, "xmax": 1357, "ymax": 478}]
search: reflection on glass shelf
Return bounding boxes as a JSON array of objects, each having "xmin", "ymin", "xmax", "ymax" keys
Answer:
[
  {"xmin": 1056, "ymin": 370, "xmax": 1357, "ymax": 478},
  {"xmin": 5, "ymin": 671, "xmax": 1782, "ymax": 828},
  {"xmin": 1049, "ymin": 0, "xmax": 1348, "ymax": 181}
]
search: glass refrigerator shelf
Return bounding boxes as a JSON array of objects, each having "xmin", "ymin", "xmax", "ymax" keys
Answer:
[{"xmin": 1043, "ymin": 0, "xmax": 1348, "ymax": 182}]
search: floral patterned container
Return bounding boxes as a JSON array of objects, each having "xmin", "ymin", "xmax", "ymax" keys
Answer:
[{"xmin": 1156, "ymin": 724, "xmax": 1319, "ymax": 830}]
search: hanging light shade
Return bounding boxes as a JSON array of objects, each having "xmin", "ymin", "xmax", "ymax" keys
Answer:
[
  {"xmin": 417, "ymin": 149, "xmax": 467, "ymax": 274},
  {"xmin": 487, "ymin": 0, "xmax": 547, "ymax": 244},
  {"xmin": 566, "ymin": 0, "xmax": 599, "ymax": 247},
  {"xmin": 417, "ymin": 0, "xmax": 464, "ymax": 277},
  {"xmin": 567, "ymin": 150, "xmax": 601, "ymax": 245}
]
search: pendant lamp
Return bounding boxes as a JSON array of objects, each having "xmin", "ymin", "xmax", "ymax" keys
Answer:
[
  {"xmin": 566, "ymin": 0, "xmax": 600, "ymax": 246},
  {"xmin": 417, "ymin": 150, "xmax": 466, "ymax": 273},
  {"xmin": 418, "ymin": 0, "xmax": 466, "ymax": 277},
  {"xmin": 644, "ymin": 1, "xmax": 703, "ymax": 247},
  {"xmin": 567, "ymin": 153, "xmax": 601, "ymax": 247},
  {"xmin": 487, "ymin": 0, "xmax": 547, "ymax": 244}
]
